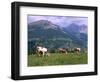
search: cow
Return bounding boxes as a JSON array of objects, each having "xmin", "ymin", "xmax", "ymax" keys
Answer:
[
  {"xmin": 36, "ymin": 46, "xmax": 49, "ymax": 57},
  {"xmin": 58, "ymin": 48, "xmax": 67, "ymax": 54},
  {"xmin": 74, "ymin": 47, "xmax": 81, "ymax": 54}
]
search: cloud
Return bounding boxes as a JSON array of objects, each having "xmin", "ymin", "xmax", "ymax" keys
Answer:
[{"xmin": 28, "ymin": 15, "xmax": 88, "ymax": 27}]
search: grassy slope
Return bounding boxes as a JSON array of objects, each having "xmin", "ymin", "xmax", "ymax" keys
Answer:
[{"xmin": 28, "ymin": 53, "xmax": 87, "ymax": 66}]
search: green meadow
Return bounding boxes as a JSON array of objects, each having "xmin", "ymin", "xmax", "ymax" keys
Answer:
[{"xmin": 28, "ymin": 53, "xmax": 87, "ymax": 66}]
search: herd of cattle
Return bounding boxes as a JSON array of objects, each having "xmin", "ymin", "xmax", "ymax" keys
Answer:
[{"xmin": 33, "ymin": 46, "xmax": 81, "ymax": 57}]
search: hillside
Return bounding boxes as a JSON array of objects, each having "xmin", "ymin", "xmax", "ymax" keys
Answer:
[{"xmin": 28, "ymin": 20, "xmax": 87, "ymax": 54}]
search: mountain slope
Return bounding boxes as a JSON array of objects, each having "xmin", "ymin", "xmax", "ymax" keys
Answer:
[{"xmin": 28, "ymin": 20, "xmax": 87, "ymax": 53}]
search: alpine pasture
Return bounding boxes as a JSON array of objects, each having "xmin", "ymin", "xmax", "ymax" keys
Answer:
[
  {"xmin": 28, "ymin": 52, "xmax": 87, "ymax": 66},
  {"xmin": 28, "ymin": 16, "xmax": 88, "ymax": 67}
]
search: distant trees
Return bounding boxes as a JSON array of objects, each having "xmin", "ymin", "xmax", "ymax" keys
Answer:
[{"xmin": 28, "ymin": 39, "xmax": 87, "ymax": 55}]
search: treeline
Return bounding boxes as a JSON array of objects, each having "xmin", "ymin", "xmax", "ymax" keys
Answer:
[{"xmin": 28, "ymin": 39, "xmax": 87, "ymax": 55}]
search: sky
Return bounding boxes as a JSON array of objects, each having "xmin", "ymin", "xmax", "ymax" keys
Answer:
[{"xmin": 28, "ymin": 15, "xmax": 88, "ymax": 27}]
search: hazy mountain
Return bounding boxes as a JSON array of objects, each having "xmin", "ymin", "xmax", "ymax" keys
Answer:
[
  {"xmin": 63, "ymin": 23, "xmax": 87, "ymax": 48},
  {"xmin": 80, "ymin": 24, "xmax": 87, "ymax": 34},
  {"xmin": 63, "ymin": 23, "xmax": 87, "ymax": 34}
]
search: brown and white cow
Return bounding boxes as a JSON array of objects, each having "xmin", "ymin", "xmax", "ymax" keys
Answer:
[
  {"xmin": 36, "ymin": 46, "xmax": 49, "ymax": 57},
  {"xmin": 74, "ymin": 48, "xmax": 81, "ymax": 54},
  {"xmin": 58, "ymin": 48, "xmax": 67, "ymax": 54}
]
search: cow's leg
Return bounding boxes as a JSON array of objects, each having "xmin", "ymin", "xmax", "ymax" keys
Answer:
[
  {"xmin": 76, "ymin": 51, "xmax": 79, "ymax": 55},
  {"xmin": 36, "ymin": 50, "xmax": 38, "ymax": 56},
  {"xmin": 45, "ymin": 52, "xmax": 49, "ymax": 56},
  {"xmin": 42, "ymin": 52, "xmax": 44, "ymax": 57},
  {"xmin": 38, "ymin": 51, "xmax": 41, "ymax": 57},
  {"xmin": 37, "ymin": 51, "xmax": 39, "ymax": 56}
]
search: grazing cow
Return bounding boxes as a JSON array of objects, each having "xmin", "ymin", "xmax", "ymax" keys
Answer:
[
  {"xmin": 74, "ymin": 48, "xmax": 81, "ymax": 54},
  {"xmin": 36, "ymin": 46, "xmax": 48, "ymax": 57},
  {"xmin": 58, "ymin": 48, "xmax": 67, "ymax": 54}
]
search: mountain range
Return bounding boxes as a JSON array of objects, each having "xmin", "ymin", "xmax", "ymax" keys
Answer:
[{"xmin": 28, "ymin": 20, "xmax": 87, "ymax": 53}]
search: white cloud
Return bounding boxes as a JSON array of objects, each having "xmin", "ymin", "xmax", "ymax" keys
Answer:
[{"xmin": 28, "ymin": 15, "xmax": 88, "ymax": 27}]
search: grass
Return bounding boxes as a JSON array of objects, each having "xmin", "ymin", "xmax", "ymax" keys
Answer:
[{"xmin": 28, "ymin": 53, "xmax": 88, "ymax": 66}]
